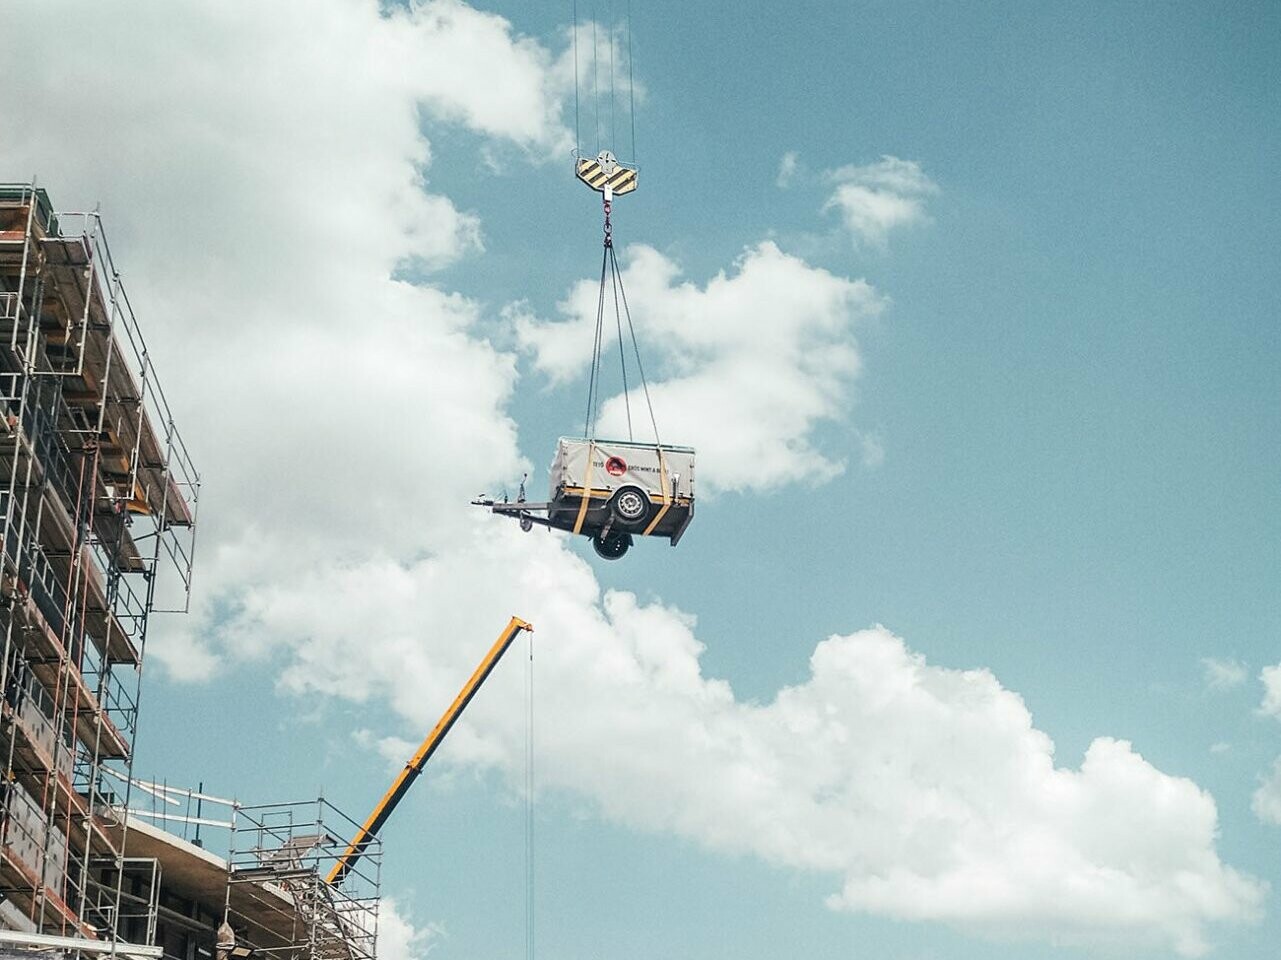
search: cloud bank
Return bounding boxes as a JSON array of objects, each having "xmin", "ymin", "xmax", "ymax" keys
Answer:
[{"xmin": 247, "ymin": 540, "xmax": 1265, "ymax": 955}]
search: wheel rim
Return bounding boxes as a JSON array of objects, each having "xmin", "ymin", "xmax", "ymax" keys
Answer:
[{"xmin": 614, "ymin": 489, "xmax": 647, "ymax": 521}]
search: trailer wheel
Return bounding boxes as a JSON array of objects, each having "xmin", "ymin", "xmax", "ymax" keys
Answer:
[
  {"xmin": 610, "ymin": 486, "xmax": 650, "ymax": 525},
  {"xmin": 592, "ymin": 530, "xmax": 632, "ymax": 560}
]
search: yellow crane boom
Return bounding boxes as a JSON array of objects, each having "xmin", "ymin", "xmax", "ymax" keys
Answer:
[{"xmin": 326, "ymin": 616, "xmax": 534, "ymax": 885}]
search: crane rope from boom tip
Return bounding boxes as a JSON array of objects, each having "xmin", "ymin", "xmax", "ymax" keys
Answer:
[{"xmin": 524, "ymin": 627, "xmax": 535, "ymax": 960}]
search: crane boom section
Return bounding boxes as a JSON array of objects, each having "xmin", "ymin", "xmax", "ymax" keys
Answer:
[{"xmin": 326, "ymin": 616, "xmax": 534, "ymax": 885}]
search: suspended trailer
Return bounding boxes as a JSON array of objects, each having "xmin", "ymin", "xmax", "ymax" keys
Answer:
[
  {"xmin": 475, "ymin": 65, "xmax": 698, "ymax": 560},
  {"xmin": 474, "ymin": 437, "xmax": 694, "ymax": 560}
]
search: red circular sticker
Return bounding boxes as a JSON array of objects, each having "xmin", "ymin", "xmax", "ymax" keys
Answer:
[{"xmin": 605, "ymin": 456, "xmax": 627, "ymax": 476}]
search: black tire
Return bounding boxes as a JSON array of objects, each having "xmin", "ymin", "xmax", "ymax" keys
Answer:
[
  {"xmin": 610, "ymin": 486, "xmax": 650, "ymax": 525},
  {"xmin": 592, "ymin": 530, "xmax": 632, "ymax": 560}
]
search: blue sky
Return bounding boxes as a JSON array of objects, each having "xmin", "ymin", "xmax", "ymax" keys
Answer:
[{"xmin": 3, "ymin": 1, "xmax": 1279, "ymax": 958}]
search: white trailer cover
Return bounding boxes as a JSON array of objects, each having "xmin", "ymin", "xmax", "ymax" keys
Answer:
[{"xmin": 551, "ymin": 437, "xmax": 695, "ymax": 502}]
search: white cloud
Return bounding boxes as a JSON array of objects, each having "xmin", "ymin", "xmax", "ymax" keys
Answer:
[
  {"xmin": 1210, "ymin": 741, "xmax": 1231, "ymax": 755},
  {"xmin": 354, "ymin": 730, "xmax": 420, "ymax": 773},
  {"xmin": 1259, "ymin": 663, "xmax": 1281, "ymax": 719},
  {"xmin": 824, "ymin": 156, "xmax": 938, "ymax": 247},
  {"xmin": 516, "ymin": 242, "xmax": 884, "ymax": 493},
  {"xmin": 1201, "ymin": 657, "xmax": 1248, "ymax": 691},
  {"xmin": 404, "ymin": 0, "xmax": 572, "ymax": 157},
  {"xmin": 1252, "ymin": 759, "xmax": 1281, "ymax": 826},
  {"xmin": 378, "ymin": 898, "xmax": 443, "ymax": 960},
  {"xmin": 858, "ymin": 431, "xmax": 886, "ymax": 469},
  {"xmin": 777, "ymin": 151, "xmax": 800, "ymax": 188},
  {"xmin": 0, "ymin": 4, "xmax": 1264, "ymax": 955}
]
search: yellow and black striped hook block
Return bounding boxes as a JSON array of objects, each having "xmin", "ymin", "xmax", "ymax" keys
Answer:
[{"xmin": 575, "ymin": 151, "xmax": 638, "ymax": 198}]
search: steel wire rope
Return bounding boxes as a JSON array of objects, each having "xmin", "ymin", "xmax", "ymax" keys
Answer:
[
  {"xmin": 607, "ymin": 0, "xmax": 616, "ymax": 152},
  {"xmin": 579, "ymin": 0, "xmax": 649, "ymax": 444},
  {"xmin": 627, "ymin": 0, "xmax": 637, "ymax": 163},
  {"xmin": 609, "ymin": 244, "xmax": 661, "ymax": 445},
  {"xmin": 610, "ymin": 244, "xmax": 633, "ymax": 440},
  {"xmin": 582, "ymin": 231, "xmax": 659, "ymax": 444},
  {"xmin": 591, "ymin": 4, "xmax": 600, "ymax": 155},
  {"xmin": 524, "ymin": 628, "xmax": 535, "ymax": 960},
  {"xmin": 572, "ymin": 0, "xmax": 580, "ymax": 154},
  {"xmin": 582, "ymin": 245, "xmax": 610, "ymax": 439}
]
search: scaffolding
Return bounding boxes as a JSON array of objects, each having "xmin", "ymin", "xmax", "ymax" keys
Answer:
[
  {"xmin": 101, "ymin": 782, "xmax": 382, "ymax": 960},
  {"xmin": 227, "ymin": 801, "xmax": 380, "ymax": 960},
  {"xmin": 0, "ymin": 181, "xmax": 199, "ymax": 953}
]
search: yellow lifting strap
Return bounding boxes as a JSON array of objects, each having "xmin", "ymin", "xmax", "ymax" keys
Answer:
[
  {"xmin": 571, "ymin": 442, "xmax": 595, "ymax": 536},
  {"xmin": 642, "ymin": 447, "xmax": 672, "ymax": 537}
]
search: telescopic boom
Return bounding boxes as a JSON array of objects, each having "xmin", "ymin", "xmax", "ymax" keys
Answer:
[{"xmin": 326, "ymin": 616, "xmax": 534, "ymax": 885}]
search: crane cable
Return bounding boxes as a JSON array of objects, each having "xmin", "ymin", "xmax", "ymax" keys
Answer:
[
  {"xmin": 572, "ymin": 0, "xmax": 580, "ymax": 155},
  {"xmin": 607, "ymin": 0, "xmax": 616, "ymax": 152},
  {"xmin": 572, "ymin": 2, "xmax": 655, "ymax": 445},
  {"xmin": 572, "ymin": 0, "xmax": 638, "ymax": 164},
  {"xmin": 524, "ymin": 627, "xmax": 535, "ymax": 960},
  {"xmin": 626, "ymin": 0, "xmax": 636, "ymax": 165}
]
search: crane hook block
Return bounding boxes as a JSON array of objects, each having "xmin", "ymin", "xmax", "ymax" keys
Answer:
[{"xmin": 576, "ymin": 151, "xmax": 637, "ymax": 197}]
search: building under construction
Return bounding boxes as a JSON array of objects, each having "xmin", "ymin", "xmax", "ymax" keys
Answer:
[{"xmin": 0, "ymin": 183, "xmax": 381, "ymax": 960}]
